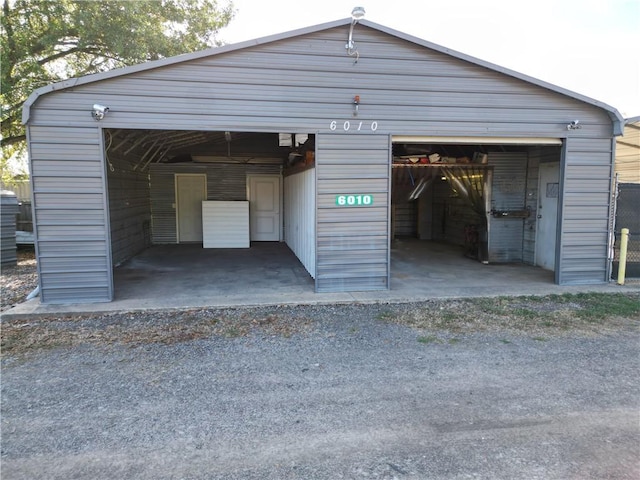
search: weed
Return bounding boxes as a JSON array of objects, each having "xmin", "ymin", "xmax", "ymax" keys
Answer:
[
  {"xmin": 476, "ymin": 298, "xmax": 508, "ymax": 315},
  {"xmin": 448, "ymin": 338, "xmax": 460, "ymax": 345},
  {"xmin": 532, "ymin": 336, "xmax": 547, "ymax": 342},
  {"xmin": 512, "ymin": 308, "xmax": 538, "ymax": 319},
  {"xmin": 417, "ymin": 335, "xmax": 440, "ymax": 344},
  {"xmin": 439, "ymin": 311, "xmax": 459, "ymax": 323},
  {"xmin": 499, "ymin": 339, "xmax": 511, "ymax": 344},
  {"xmin": 221, "ymin": 326, "xmax": 243, "ymax": 338}
]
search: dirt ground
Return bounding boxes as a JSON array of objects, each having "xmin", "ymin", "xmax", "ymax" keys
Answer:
[
  {"xmin": 2, "ymin": 302, "xmax": 638, "ymax": 479},
  {"xmin": 0, "ymin": 249, "xmax": 37, "ymax": 312}
]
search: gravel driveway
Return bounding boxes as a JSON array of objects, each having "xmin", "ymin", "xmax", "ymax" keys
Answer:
[{"xmin": 1, "ymin": 303, "xmax": 638, "ymax": 479}]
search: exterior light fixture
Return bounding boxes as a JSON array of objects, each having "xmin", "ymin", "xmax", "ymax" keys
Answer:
[
  {"xmin": 351, "ymin": 6, "xmax": 365, "ymax": 21},
  {"xmin": 566, "ymin": 120, "xmax": 582, "ymax": 130},
  {"xmin": 353, "ymin": 95, "xmax": 360, "ymax": 116},
  {"xmin": 91, "ymin": 104, "xmax": 109, "ymax": 121},
  {"xmin": 346, "ymin": 6, "xmax": 366, "ymax": 58}
]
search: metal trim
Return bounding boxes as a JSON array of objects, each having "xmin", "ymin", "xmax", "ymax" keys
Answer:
[
  {"xmin": 98, "ymin": 127, "xmax": 114, "ymax": 301},
  {"xmin": 556, "ymin": 140, "xmax": 568, "ymax": 285},
  {"xmin": 25, "ymin": 125, "xmax": 45, "ymax": 301},
  {"xmin": 393, "ymin": 136, "xmax": 563, "ymax": 145},
  {"xmin": 386, "ymin": 134, "xmax": 392, "ymax": 289}
]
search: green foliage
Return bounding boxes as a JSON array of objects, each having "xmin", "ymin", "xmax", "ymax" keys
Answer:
[
  {"xmin": 0, "ymin": 0, "xmax": 235, "ymax": 177},
  {"xmin": 417, "ymin": 335, "xmax": 440, "ymax": 344},
  {"xmin": 569, "ymin": 293, "xmax": 640, "ymax": 321},
  {"xmin": 381, "ymin": 293, "xmax": 639, "ymax": 337}
]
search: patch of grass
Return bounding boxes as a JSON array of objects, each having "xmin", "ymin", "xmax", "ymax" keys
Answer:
[
  {"xmin": 532, "ymin": 336, "xmax": 547, "ymax": 342},
  {"xmin": 221, "ymin": 326, "xmax": 244, "ymax": 338},
  {"xmin": 448, "ymin": 338, "xmax": 461, "ymax": 345},
  {"xmin": 512, "ymin": 307, "xmax": 539, "ymax": 319},
  {"xmin": 440, "ymin": 311, "xmax": 459, "ymax": 323},
  {"xmin": 499, "ymin": 339, "xmax": 511, "ymax": 344},
  {"xmin": 376, "ymin": 311, "xmax": 394, "ymax": 321},
  {"xmin": 476, "ymin": 297, "xmax": 510, "ymax": 315},
  {"xmin": 570, "ymin": 293, "xmax": 640, "ymax": 321},
  {"xmin": 383, "ymin": 293, "xmax": 639, "ymax": 338},
  {"xmin": 417, "ymin": 335, "xmax": 440, "ymax": 344}
]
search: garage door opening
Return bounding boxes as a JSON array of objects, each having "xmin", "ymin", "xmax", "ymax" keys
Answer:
[
  {"xmin": 390, "ymin": 138, "xmax": 562, "ymax": 286},
  {"xmin": 103, "ymin": 128, "xmax": 316, "ymax": 301}
]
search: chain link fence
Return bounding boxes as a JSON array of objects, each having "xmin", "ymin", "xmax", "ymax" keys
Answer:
[{"xmin": 612, "ymin": 183, "xmax": 640, "ymax": 278}]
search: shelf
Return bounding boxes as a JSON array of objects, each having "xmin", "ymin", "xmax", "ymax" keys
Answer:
[{"xmin": 392, "ymin": 163, "xmax": 491, "ymax": 168}]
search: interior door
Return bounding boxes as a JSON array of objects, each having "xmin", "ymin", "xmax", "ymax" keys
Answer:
[
  {"xmin": 248, "ymin": 175, "xmax": 281, "ymax": 241},
  {"xmin": 536, "ymin": 162, "xmax": 560, "ymax": 270},
  {"xmin": 175, "ymin": 174, "xmax": 206, "ymax": 243}
]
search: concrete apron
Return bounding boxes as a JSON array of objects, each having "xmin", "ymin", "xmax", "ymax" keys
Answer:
[{"xmin": 4, "ymin": 240, "xmax": 639, "ymax": 319}]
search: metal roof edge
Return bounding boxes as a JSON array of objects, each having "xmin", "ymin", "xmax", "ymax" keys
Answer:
[
  {"xmin": 360, "ymin": 20, "xmax": 625, "ymax": 136},
  {"xmin": 22, "ymin": 18, "xmax": 352, "ymax": 124}
]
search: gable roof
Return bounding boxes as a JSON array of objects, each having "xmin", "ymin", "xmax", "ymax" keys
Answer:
[{"xmin": 22, "ymin": 17, "xmax": 624, "ymax": 134}]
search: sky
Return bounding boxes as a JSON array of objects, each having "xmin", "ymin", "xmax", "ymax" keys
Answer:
[{"xmin": 218, "ymin": 0, "xmax": 640, "ymax": 118}]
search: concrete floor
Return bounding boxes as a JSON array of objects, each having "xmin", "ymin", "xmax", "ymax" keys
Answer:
[
  {"xmin": 113, "ymin": 239, "xmax": 558, "ymax": 305},
  {"xmin": 5, "ymin": 239, "xmax": 639, "ymax": 318},
  {"xmin": 113, "ymin": 242, "xmax": 315, "ymax": 301}
]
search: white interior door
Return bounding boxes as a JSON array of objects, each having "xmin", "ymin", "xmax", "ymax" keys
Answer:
[
  {"xmin": 248, "ymin": 175, "xmax": 281, "ymax": 241},
  {"xmin": 536, "ymin": 162, "xmax": 560, "ymax": 270},
  {"xmin": 176, "ymin": 174, "xmax": 206, "ymax": 243}
]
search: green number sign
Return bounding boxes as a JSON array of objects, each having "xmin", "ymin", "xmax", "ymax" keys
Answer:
[{"xmin": 335, "ymin": 194, "xmax": 374, "ymax": 206}]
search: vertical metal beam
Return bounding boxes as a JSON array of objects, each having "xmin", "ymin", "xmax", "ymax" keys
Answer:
[
  {"xmin": 605, "ymin": 138, "xmax": 617, "ymax": 282},
  {"xmin": 99, "ymin": 127, "xmax": 115, "ymax": 300},
  {"xmin": 555, "ymin": 139, "xmax": 568, "ymax": 285},
  {"xmin": 386, "ymin": 134, "xmax": 392, "ymax": 289}
]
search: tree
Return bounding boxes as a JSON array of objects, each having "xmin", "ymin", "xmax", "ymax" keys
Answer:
[{"xmin": 0, "ymin": 0, "xmax": 235, "ymax": 181}]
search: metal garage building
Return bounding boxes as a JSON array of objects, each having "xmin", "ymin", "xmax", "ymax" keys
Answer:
[{"xmin": 22, "ymin": 18, "xmax": 624, "ymax": 304}]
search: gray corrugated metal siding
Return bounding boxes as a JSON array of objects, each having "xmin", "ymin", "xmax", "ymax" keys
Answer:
[
  {"xmin": 27, "ymin": 125, "xmax": 112, "ymax": 304},
  {"xmin": 558, "ymin": 138, "xmax": 614, "ymax": 284},
  {"xmin": 315, "ymin": 134, "xmax": 390, "ymax": 292},
  {"xmin": 28, "ymin": 27, "xmax": 613, "ymax": 137}
]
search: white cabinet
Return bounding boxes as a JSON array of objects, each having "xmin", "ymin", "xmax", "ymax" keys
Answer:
[{"xmin": 202, "ymin": 201, "xmax": 250, "ymax": 248}]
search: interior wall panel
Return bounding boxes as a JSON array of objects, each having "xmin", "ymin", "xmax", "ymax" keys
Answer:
[
  {"xmin": 106, "ymin": 142, "xmax": 151, "ymax": 266},
  {"xmin": 284, "ymin": 168, "xmax": 316, "ymax": 278},
  {"xmin": 149, "ymin": 163, "xmax": 280, "ymax": 244}
]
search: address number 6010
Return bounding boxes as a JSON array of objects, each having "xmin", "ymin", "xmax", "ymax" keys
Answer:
[{"xmin": 329, "ymin": 120, "xmax": 378, "ymax": 132}]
